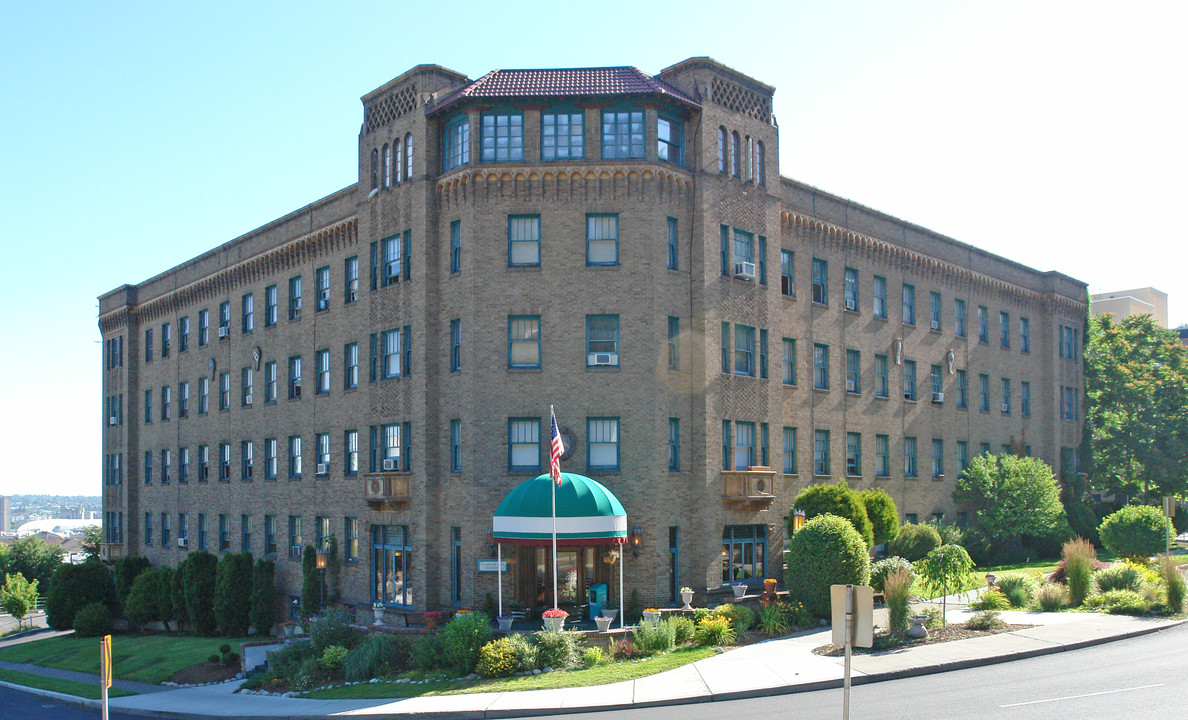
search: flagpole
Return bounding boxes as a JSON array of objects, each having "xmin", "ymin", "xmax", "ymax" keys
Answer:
[{"xmin": 551, "ymin": 405, "xmax": 559, "ymax": 612}]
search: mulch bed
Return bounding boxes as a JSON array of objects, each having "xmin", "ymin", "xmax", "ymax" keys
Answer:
[
  {"xmin": 168, "ymin": 661, "xmax": 242, "ymax": 685},
  {"xmin": 812, "ymin": 622, "xmax": 1034, "ymax": 656}
]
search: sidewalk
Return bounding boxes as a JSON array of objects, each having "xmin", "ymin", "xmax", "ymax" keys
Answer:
[{"xmin": 1, "ymin": 606, "xmax": 1181, "ymax": 719}]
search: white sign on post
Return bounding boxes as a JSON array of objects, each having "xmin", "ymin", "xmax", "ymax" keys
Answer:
[{"xmin": 831, "ymin": 584, "xmax": 874, "ymax": 647}]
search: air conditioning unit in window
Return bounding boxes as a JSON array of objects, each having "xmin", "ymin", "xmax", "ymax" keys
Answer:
[
  {"xmin": 382, "ymin": 459, "xmax": 398, "ymax": 471},
  {"xmin": 588, "ymin": 353, "xmax": 618, "ymax": 366},
  {"xmin": 177, "ymin": 537, "xmax": 188, "ymax": 548},
  {"xmin": 1002, "ymin": 403, "xmax": 1010, "ymax": 413},
  {"xmin": 317, "ymin": 463, "xmax": 329, "ymax": 475},
  {"xmin": 845, "ymin": 299, "xmax": 857, "ymax": 311},
  {"xmin": 109, "ymin": 415, "xmax": 118, "ymax": 425},
  {"xmin": 244, "ymin": 394, "xmax": 252, "ymax": 404},
  {"xmin": 733, "ymin": 261, "xmax": 756, "ymax": 279},
  {"xmin": 218, "ymin": 326, "xmax": 229, "ymax": 339},
  {"xmin": 932, "ymin": 392, "xmax": 944, "ymax": 403},
  {"xmin": 290, "ymin": 545, "xmax": 302, "ymax": 558},
  {"xmin": 292, "ymin": 385, "xmax": 301, "ymax": 398}
]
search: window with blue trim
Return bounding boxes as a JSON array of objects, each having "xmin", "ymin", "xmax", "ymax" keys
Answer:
[
  {"xmin": 1020, "ymin": 317, "xmax": 1030, "ymax": 353},
  {"xmin": 449, "ymin": 319, "xmax": 460, "ymax": 372},
  {"xmin": 657, "ymin": 116, "xmax": 682, "ymax": 165},
  {"xmin": 955, "ymin": 298, "xmax": 966, "ymax": 337},
  {"xmin": 782, "ymin": 338, "xmax": 796, "ymax": 385},
  {"xmin": 1021, "ymin": 381, "xmax": 1031, "ymax": 417},
  {"xmin": 873, "ymin": 276, "xmax": 887, "ymax": 318},
  {"xmin": 586, "ymin": 214, "xmax": 618, "ymax": 266},
  {"xmin": 443, "ymin": 116, "xmax": 470, "ymax": 170},
  {"xmin": 783, "ymin": 427, "xmax": 797, "ymax": 474},
  {"xmin": 1000, "ymin": 312, "xmax": 1010, "ymax": 348},
  {"xmin": 758, "ymin": 235, "xmax": 767, "ymax": 284},
  {"xmin": 668, "ymin": 418, "xmax": 679, "ymax": 471},
  {"xmin": 587, "ymin": 418, "xmax": 620, "ymax": 471},
  {"xmin": 666, "ymin": 217, "xmax": 678, "ymax": 270},
  {"xmin": 876, "ymin": 434, "xmax": 889, "ymax": 477},
  {"xmin": 844, "ymin": 267, "xmax": 858, "ymax": 311},
  {"xmin": 904, "ymin": 360, "xmax": 917, "ymax": 401},
  {"xmin": 722, "ymin": 525, "xmax": 766, "ymax": 584},
  {"xmin": 930, "ymin": 364, "xmax": 942, "ymax": 397},
  {"xmin": 733, "ymin": 229, "xmax": 753, "ymax": 264},
  {"xmin": 813, "ymin": 343, "xmax": 829, "ymax": 389},
  {"xmin": 956, "ymin": 369, "xmax": 967, "ymax": 408},
  {"xmin": 667, "ymin": 316, "xmax": 679, "ymax": 370},
  {"xmin": 508, "ymin": 215, "xmax": 540, "ymax": 267},
  {"xmin": 508, "ymin": 316, "xmax": 540, "ymax": 368},
  {"xmin": 846, "ymin": 349, "xmax": 860, "ymax": 393},
  {"xmin": 904, "ymin": 437, "xmax": 917, "ymax": 477},
  {"xmin": 316, "ymin": 267, "xmax": 330, "ymax": 311},
  {"xmin": 759, "ymin": 329, "xmax": 768, "ymax": 378},
  {"xmin": 875, "ymin": 354, "xmax": 888, "ymax": 397},
  {"xmin": 811, "ymin": 258, "xmax": 827, "ymax": 304},
  {"xmin": 601, "ymin": 109, "xmax": 644, "ymax": 159},
  {"xmin": 722, "ymin": 420, "xmax": 731, "ymax": 470},
  {"xmin": 372, "ymin": 525, "xmax": 413, "ymax": 606},
  {"xmin": 720, "ymin": 226, "xmax": 729, "ymax": 276},
  {"xmin": 813, "ymin": 429, "xmax": 830, "ymax": 476},
  {"xmin": 381, "ymin": 235, "xmax": 401, "ymax": 285},
  {"xmin": 382, "ymin": 328, "xmax": 402, "ymax": 379},
  {"xmin": 902, "ymin": 284, "xmax": 915, "ymax": 325},
  {"xmin": 930, "ymin": 291, "xmax": 941, "ymax": 331},
  {"xmin": 542, "ymin": 111, "xmax": 584, "ymax": 160},
  {"xmin": 585, "ymin": 315, "xmax": 619, "ymax": 367},
  {"xmin": 733, "ymin": 421, "xmax": 754, "ymax": 470},
  {"xmin": 734, "ymin": 325, "xmax": 754, "ymax": 376},
  {"xmin": 780, "ymin": 250, "xmax": 794, "ymax": 295},
  {"xmin": 720, "ymin": 322, "xmax": 730, "ymax": 373},
  {"xmin": 449, "ymin": 221, "xmax": 461, "ymax": 274},
  {"xmin": 847, "ymin": 432, "xmax": 861, "ymax": 476},
  {"xmin": 508, "ymin": 418, "xmax": 540, "ymax": 471},
  {"xmin": 450, "ymin": 420, "xmax": 461, "ymax": 472},
  {"xmin": 481, "ymin": 112, "xmax": 523, "ymax": 162}
]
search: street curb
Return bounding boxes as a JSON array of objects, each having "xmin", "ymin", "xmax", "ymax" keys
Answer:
[{"xmin": 0, "ymin": 679, "xmax": 101, "ymax": 710}]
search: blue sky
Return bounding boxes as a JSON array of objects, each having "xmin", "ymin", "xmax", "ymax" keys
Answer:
[{"xmin": 2, "ymin": 1, "xmax": 1184, "ymax": 496}]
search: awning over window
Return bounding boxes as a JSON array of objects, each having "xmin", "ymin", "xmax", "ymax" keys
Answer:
[{"xmin": 492, "ymin": 472, "xmax": 627, "ymax": 546}]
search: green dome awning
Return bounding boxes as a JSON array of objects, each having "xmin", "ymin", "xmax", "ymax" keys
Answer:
[{"xmin": 492, "ymin": 472, "xmax": 627, "ymax": 546}]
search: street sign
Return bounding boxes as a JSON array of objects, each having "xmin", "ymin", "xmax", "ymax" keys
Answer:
[
  {"xmin": 476, "ymin": 559, "xmax": 508, "ymax": 573},
  {"xmin": 831, "ymin": 584, "xmax": 874, "ymax": 647},
  {"xmin": 100, "ymin": 634, "xmax": 112, "ymax": 720},
  {"xmin": 1164, "ymin": 496, "xmax": 1176, "ymax": 518}
]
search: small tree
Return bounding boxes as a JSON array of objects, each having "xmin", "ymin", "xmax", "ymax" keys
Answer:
[
  {"xmin": 45, "ymin": 561, "xmax": 115, "ymax": 631},
  {"xmin": 860, "ymin": 488, "xmax": 899, "ymax": 547},
  {"xmin": 113, "ymin": 556, "xmax": 152, "ymax": 605},
  {"xmin": 125, "ymin": 566, "xmax": 173, "ymax": 628},
  {"xmin": 953, "ymin": 454, "xmax": 1065, "ymax": 557},
  {"xmin": 80, "ymin": 526, "xmax": 103, "ymax": 561},
  {"xmin": 324, "ymin": 535, "xmax": 341, "ymax": 605},
  {"xmin": 1098, "ymin": 505, "xmax": 1172, "ymax": 561},
  {"xmin": 8, "ymin": 536, "xmax": 62, "ymax": 593},
  {"xmin": 250, "ymin": 558, "xmax": 276, "ymax": 636},
  {"xmin": 301, "ymin": 545, "xmax": 320, "ymax": 615},
  {"xmin": 916, "ymin": 544, "xmax": 973, "ymax": 626},
  {"xmin": 791, "ymin": 481, "xmax": 874, "ymax": 549},
  {"xmin": 0, "ymin": 573, "xmax": 39, "ymax": 629},
  {"xmin": 182, "ymin": 550, "xmax": 219, "ymax": 636},
  {"xmin": 213, "ymin": 552, "xmax": 253, "ymax": 636}
]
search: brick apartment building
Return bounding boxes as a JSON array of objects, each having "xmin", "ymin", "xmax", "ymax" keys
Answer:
[{"xmin": 98, "ymin": 58, "xmax": 1087, "ymax": 614}]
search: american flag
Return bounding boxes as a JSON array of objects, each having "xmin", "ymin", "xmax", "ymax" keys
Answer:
[{"xmin": 549, "ymin": 408, "xmax": 565, "ymax": 485}]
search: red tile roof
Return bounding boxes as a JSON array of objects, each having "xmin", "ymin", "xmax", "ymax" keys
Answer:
[{"xmin": 429, "ymin": 66, "xmax": 699, "ymax": 114}]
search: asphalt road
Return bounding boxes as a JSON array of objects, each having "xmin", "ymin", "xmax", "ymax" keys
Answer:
[{"xmin": 0, "ymin": 685, "xmax": 140, "ymax": 720}]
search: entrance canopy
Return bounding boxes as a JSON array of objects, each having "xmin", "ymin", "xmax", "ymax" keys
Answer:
[{"xmin": 492, "ymin": 472, "xmax": 626, "ymax": 546}]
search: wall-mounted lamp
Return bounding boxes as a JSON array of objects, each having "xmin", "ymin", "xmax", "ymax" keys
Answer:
[
  {"xmin": 792, "ymin": 509, "xmax": 807, "ymax": 534},
  {"xmin": 315, "ymin": 549, "xmax": 328, "ymax": 609},
  {"xmin": 630, "ymin": 526, "xmax": 644, "ymax": 556},
  {"xmin": 315, "ymin": 550, "xmax": 328, "ymax": 570}
]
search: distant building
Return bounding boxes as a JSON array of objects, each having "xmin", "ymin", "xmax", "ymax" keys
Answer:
[
  {"xmin": 1090, "ymin": 287, "xmax": 1168, "ymax": 328},
  {"xmin": 0, "ymin": 496, "xmax": 9, "ymax": 533}
]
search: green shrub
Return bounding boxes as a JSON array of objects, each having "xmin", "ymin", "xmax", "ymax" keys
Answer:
[
  {"xmin": 1093, "ymin": 564, "xmax": 1146, "ymax": 594},
  {"xmin": 870, "ymin": 556, "xmax": 915, "ymax": 594},
  {"xmin": 994, "ymin": 574, "xmax": 1041, "ymax": 608},
  {"xmin": 756, "ymin": 603, "xmax": 789, "ymax": 636},
  {"xmin": 711, "ymin": 603, "xmax": 756, "ymax": 633},
  {"xmin": 534, "ymin": 630, "xmax": 582, "ymax": 669},
  {"xmin": 1065, "ymin": 502, "xmax": 1100, "ymax": 547},
  {"xmin": 223, "ymin": 651, "xmax": 239, "ymax": 667},
  {"xmin": 343, "ymin": 633, "xmax": 409, "ymax": 681},
  {"xmin": 1084, "ymin": 589, "xmax": 1149, "ymax": 615},
  {"xmin": 860, "ymin": 488, "xmax": 900, "ymax": 546},
  {"xmin": 610, "ymin": 638, "xmax": 638, "ymax": 659},
  {"xmin": 124, "ymin": 566, "xmax": 171, "ymax": 627},
  {"xmin": 250, "ymin": 559, "xmax": 275, "ymax": 636},
  {"xmin": 1173, "ymin": 508, "xmax": 1188, "ymax": 535},
  {"xmin": 1099, "ymin": 505, "xmax": 1172, "ymax": 561},
  {"xmin": 965, "ymin": 610, "xmax": 1005, "ymax": 631},
  {"xmin": 691, "ymin": 607, "xmax": 712, "ymax": 623},
  {"xmin": 887, "ymin": 524, "xmax": 942, "ymax": 562},
  {"xmin": 410, "ymin": 633, "xmax": 444, "ymax": 672},
  {"xmin": 883, "ymin": 569, "xmax": 913, "ymax": 637},
  {"xmin": 970, "ymin": 588, "xmax": 1011, "ymax": 611},
  {"xmin": 219, "ymin": 643, "xmax": 231, "ymax": 655},
  {"xmin": 632, "ymin": 618, "xmax": 676, "ymax": 655},
  {"xmin": 1159, "ymin": 558, "xmax": 1186, "ymax": 614},
  {"xmin": 73, "ymin": 602, "xmax": 114, "ymax": 637},
  {"xmin": 170, "ymin": 561, "xmax": 186, "ymax": 627},
  {"xmin": 919, "ymin": 606, "xmax": 945, "ymax": 629},
  {"xmin": 265, "ymin": 641, "xmax": 316, "ymax": 688},
  {"xmin": 1062, "ymin": 537, "xmax": 1096, "ymax": 606},
  {"xmin": 1022, "ymin": 515, "xmax": 1075, "ymax": 560},
  {"xmin": 208, "ymin": 653, "xmax": 220, "ymax": 664},
  {"xmin": 45, "ymin": 561, "xmax": 115, "ymax": 631},
  {"xmin": 309, "ymin": 608, "xmax": 362, "ymax": 654},
  {"xmin": 926, "ymin": 519, "xmax": 966, "ymax": 548},
  {"xmin": 667, "ymin": 615, "xmax": 696, "ymax": 644},
  {"xmin": 503, "ymin": 633, "xmax": 538, "ymax": 671},
  {"xmin": 626, "ymin": 589, "xmax": 643, "ymax": 624},
  {"xmin": 582, "ymin": 646, "xmax": 603, "ymax": 666},
  {"xmin": 319, "ymin": 645, "xmax": 349, "ymax": 673},
  {"xmin": 213, "ymin": 552, "xmax": 253, "ymax": 637},
  {"xmin": 791, "ymin": 481, "xmax": 874, "ymax": 549},
  {"xmin": 476, "ymin": 638, "xmax": 518, "ymax": 677},
  {"xmin": 293, "ymin": 654, "xmax": 327, "ymax": 691},
  {"xmin": 112, "ymin": 556, "xmax": 151, "ymax": 604},
  {"xmin": 693, "ymin": 615, "xmax": 736, "ymax": 646},
  {"xmin": 1036, "ymin": 583, "xmax": 1068, "ymax": 612},
  {"xmin": 786, "ymin": 514, "xmax": 871, "ymax": 618},
  {"xmin": 182, "ymin": 550, "xmax": 219, "ymax": 636},
  {"xmin": 440, "ymin": 612, "xmax": 492, "ymax": 675},
  {"xmin": 301, "ymin": 546, "xmax": 320, "ymax": 616}
]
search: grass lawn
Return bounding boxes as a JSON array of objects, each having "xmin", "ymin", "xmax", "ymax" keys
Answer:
[
  {"xmin": 302, "ymin": 646, "xmax": 720, "ymax": 700},
  {"xmin": 0, "ymin": 667, "xmax": 137, "ymax": 700},
  {"xmin": 0, "ymin": 634, "xmax": 253, "ymax": 685}
]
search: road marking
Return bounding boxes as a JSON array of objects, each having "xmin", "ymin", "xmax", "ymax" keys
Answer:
[{"xmin": 1001, "ymin": 683, "xmax": 1165, "ymax": 707}]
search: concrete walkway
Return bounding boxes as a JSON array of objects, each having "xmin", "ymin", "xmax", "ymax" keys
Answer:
[{"xmin": 0, "ymin": 606, "xmax": 1181, "ymax": 719}]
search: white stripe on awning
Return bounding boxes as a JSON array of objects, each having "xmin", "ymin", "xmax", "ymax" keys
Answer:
[{"xmin": 493, "ymin": 514, "xmax": 627, "ymax": 535}]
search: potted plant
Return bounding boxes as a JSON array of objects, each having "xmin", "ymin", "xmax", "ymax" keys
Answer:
[
  {"xmin": 679, "ymin": 586, "xmax": 694, "ymax": 610},
  {"xmin": 602, "ymin": 598, "xmax": 619, "ymax": 621},
  {"xmin": 763, "ymin": 577, "xmax": 778, "ymax": 596},
  {"xmin": 371, "ymin": 601, "xmax": 385, "ymax": 625},
  {"xmin": 732, "ymin": 583, "xmax": 748, "ymax": 599},
  {"xmin": 642, "ymin": 607, "xmax": 662, "ymax": 623},
  {"xmin": 497, "ymin": 615, "xmax": 514, "ymax": 631},
  {"xmin": 985, "ymin": 573, "xmax": 997, "ymax": 588},
  {"xmin": 542, "ymin": 608, "xmax": 568, "ymax": 632},
  {"xmin": 423, "ymin": 610, "xmax": 443, "ymax": 629},
  {"xmin": 594, "ymin": 615, "xmax": 613, "ymax": 632}
]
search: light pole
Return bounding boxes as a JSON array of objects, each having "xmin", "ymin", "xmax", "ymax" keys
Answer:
[{"xmin": 315, "ymin": 549, "xmax": 327, "ymax": 609}]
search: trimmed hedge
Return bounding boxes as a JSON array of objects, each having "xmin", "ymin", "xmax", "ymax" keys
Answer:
[
  {"xmin": 887, "ymin": 523, "xmax": 942, "ymax": 562},
  {"xmin": 250, "ymin": 559, "xmax": 276, "ymax": 636},
  {"xmin": 1099, "ymin": 505, "xmax": 1172, "ymax": 560},
  {"xmin": 182, "ymin": 551, "xmax": 219, "ymax": 636},
  {"xmin": 214, "ymin": 552, "xmax": 254, "ymax": 637},
  {"xmin": 786, "ymin": 514, "xmax": 871, "ymax": 618},
  {"xmin": 124, "ymin": 566, "xmax": 175, "ymax": 627},
  {"xmin": 860, "ymin": 488, "xmax": 899, "ymax": 546},
  {"xmin": 791, "ymin": 482, "xmax": 874, "ymax": 549},
  {"xmin": 45, "ymin": 561, "xmax": 116, "ymax": 631},
  {"xmin": 73, "ymin": 602, "xmax": 114, "ymax": 637}
]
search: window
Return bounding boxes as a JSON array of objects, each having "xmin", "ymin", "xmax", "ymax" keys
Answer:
[
  {"xmin": 265, "ymin": 438, "xmax": 277, "ymax": 479},
  {"xmin": 508, "ymin": 316, "xmax": 541, "ymax": 368},
  {"xmin": 902, "ymin": 284, "xmax": 915, "ymax": 325},
  {"xmin": 1021, "ymin": 381, "xmax": 1031, "ymax": 417},
  {"xmin": 316, "ymin": 433, "xmax": 330, "ymax": 474},
  {"xmin": 979, "ymin": 374, "xmax": 990, "ymax": 412},
  {"xmin": 219, "ymin": 443, "xmax": 231, "ymax": 481},
  {"xmin": 161, "ymin": 512, "xmax": 170, "ymax": 545},
  {"xmin": 450, "ymin": 526, "xmax": 462, "ymax": 606},
  {"xmin": 720, "ymin": 322, "xmax": 730, "ymax": 374},
  {"xmin": 370, "ymin": 148, "xmax": 378, "ymax": 190},
  {"xmin": 197, "ymin": 377, "xmax": 209, "ymax": 413},
  {"xmin": 666, "ymin": 217, "xmax": 679, "ymax": 270},
  {"xmin": 844, "ymin": 267, "xmax": 858, "ymax": 310},
  {"xmin": 873, "ymin": 276, "xmax": 887, "ymax": 319},
  {"xmin": 875, "ymin": 354, "xmax": 888, "ymax": 397},
  {"xmin": 780, "ymin": 250, "xmax": 794, "ymax": 296},
  {"xmin": 161, "ymin": 385, "xmax": 171, "ymax": 421},
  {"xmin": 143, "ymin": 389, "xmax": 152, "ymax": 424},
  {"xmin": 720, "ymin": 226, "xmax": 729, "ymax": 276},
  {"xmin": 782, "ymin": 338, "xmax": 796, "ymax": 385},
  {"xmin": 241, "ymin": 368, "xmax": 253, "ymax": 406},
  {"xmin": 448, "ymin": 319, "xmax": 461, "ymax": 372},
  {"xmin": 732, "ymin": 421, "xmax": 755, "ymax": 470},
  {"xmin": 929, "ymin": 291, "xmax": 941, "ymax": 331},
  {"xmin": 242, "ymin": 293, "xmax": 254, "ymax": 333},
  {"xmin": 161, "ymin": 323, "xmax": 170, "ymax": 358},
  {"xmin": 344, "ymin": 518, "xmax": 359, "ymax": 562},
  {"xmin": 846, "ymin": 432, "xmax": 861, "ymax": 476},
  {"xmin": 381, "ymin": 143, "xmax": 391, "ymax": 187},
  {"xmin": 218, "ymin": 514, "xmax": 229, "ymax": 551},
  {"xmin": 404, "ymin": 133, "xmax": 413, "ymax": 179},
  {"xmin": 178, "ymin": 513, "xmax": 187, "ymax": 544},
  {"xmin": 782, "ymin": 427, "xmax": 797, "ymax": 474},
  {"xmin": 756, "ymin": 141, "xmax": 766, "ymax": 185},
  {"xmin": 1000, "ymin": 312, "xmax": 1010, "ymax": 348},
  {"xmin": 721, "ymin": 525, "xmax": 766, "ymax": 584},
  {"xmin": 311, "ymin": 349, "xmax": 328, "ymax": 394},
  {"xmin": 733, "ymin": 229, "xmax": 753, "ymax": 265},
  {"xmin": 451, "ymin": 419, "xmax": 462, "ymax": 472},
  {"xmin": 721, "ymin": 421, "xmax": 731, "ymax": 470},
  {"xmin": 930, "ymin": 364, "xmax": 942, "ymax": 399},
  {"xmin": 144, "ymin": 328, "xmax": 153, "ymax": 362},
  {"xmin": 382, "ymin": 329, "xmax": 403, "ymax": 378},
  {"xmin": 344, "ymin": 343, "xmax": 358, "ymax": 389},
  {"xmin": 845, "ymin": 349, "xmax": 860, "ymax": 393},
  {"xmin": 241, "ymin": 441, "xmax": 254, "ymax": 480},
  {"xmin": 289, "ymin": 516, "xmax": 302, "ymax": 558},
  {"xmin": 601, "ymin": 109, "xmax": 644, "ymax": 159},
  {"xmin": 759, "ymin": 329, "xmax": 768, "ymax": 379},
  {"xmin": 813, "ymin": 343, "xmax": 829, "ymax": 390},
  {"xmin": 758, "ymin": 235, "xmax": 767, "ymax": 285},
  {"xmin": 977, "ymin": 306, "xmax": 988, "ymax": 343},
  {"xmin": 1020, "ymin": 317, "xmax": 1030, "ymax": 353},
  {"xmin": 198, "ymin": 445, "xmax": 209, "ymax": 482},
  {"xmin": 217, "ymin": 301, "xmax": 229, "ymax": 335},
  {"xmin": 215, "ymin": 372, "xmax": 228, "ymax": 411},
  {"xmin": 656, "ymin": 116, "xmax": 682, "ymax": 165},
  {"xmin": 264, "ymin": 362, "xmax": 276, "ymax": 403},
  {"xmin": 668, "ymin": 418, "xmax": 679, "ymax": 471},
  {"xmin": 345, "ymin": 430, "xmax": 359, "ymax": 476},
  {"xmin": 179, "ymin": 384, "xmax": 189, "ymax": 417},
  {"xmin": 811, "ymin": 258, "xmax": 827, "ymax": 304},
  {"xmin": 198, "ymin": 310, "xmax": 210, "ymax": 345},
  {"xmin": 480, "ymin": 112, "xmax": 523, "ymax": 162},
  {"xmin": 289, "ymin": 276, "xmax": 302, "ymax": 321},
  {"xmin": 588, "ymin": 418, "xmax": 620, "ymax": 471},
  {"xmin": 178, "ymin": 317, "xmax": 189, "ymax": 352},
  {"xmin": 586, "ymin": 214, "xmax": 618, "ymax": 266},
  {"xmin": 443, "ymin": 116, "xmax": 469, "ymax": 170},
  {"xmin": 813, "ymin": 429, "xmax": 830, "ymax": 476},
  {"xmin": 903, "ymin": 360, "xmax": 916, "ymax": 401},
  {"xmin": 198, "ymin": 514, "xmax": 208, "ymax": 550},
  {"xmin": 144, "ymin": 512, "xmax": 152, "ymax": 546},
  {"xmin": 316, "ymin": 266, "xmax": 330, "ymax": 311},
  {"xmin": 381, "ymin": 234, "xmax": 402, "ymax": 285},
  {"xmin": 340, "ymin": 257, "xmax": 358, "ymax": 306},
  {"xmin": 904, "ymin": 437, "xmax": 918, "ymax": 477},
  {"xmin": 734, "ymin": 325, "xmax": 755, "ymax": 376},
  {"xmin": 957, "ymin": 441, "xmax": 968, "ymax": 471},
  {"xmin": 876, "ymin": 435, "xmax": 889, "ymax": 477},
  {"xmin": 956, "ymin": 369, "xmax": 967, "ymax": 408},
  {"xmin": 373, "ymin": 525, "xmax": 414, "ymax": 606},
  {"xmin": 264, "ymin": 286, "xmax": 277, "ymax": 326},
  {"xmin": 508, "ymin": 419, "xmax": 540, "ymax": 471},
  {"xmin": 449, "ymin": 222, "xmax": 461, "ymax": 275},
  {"xmin": 542, "ymin": 110, "xmax": 583, "ymax": 160},
  {"xmin": 507, "ymin": 215, "xmax": 540, "ymax": 267},
  {"xmin": 730, "ymin": 131, "xmax": 740, "ymax": 177},
  {"xmin": 667, "ymin": 316, "xmax": 679, "ymax": 370},
  {"xmin": 289, "ymin": 436, "xmax": 302, "ymax": 478},
  {"xmin": 106, "ymin": 335, "xmax": 124, "ymax": 368},
  {"xmin": 955, "ymin": 298, "xmax": 966, "ymax": 337},
  {"xmin": 144, "ymin": 450, "xmax": 153, "ymax": 484},
  {"xmin": 1001, "ymin": 378, "xmax": 1011, "ymax": 413},
  {"xmin": 585, "ymin": 315, "xmax": 619, "ymax": 367},
  {"xmin": 717, "ymin": 127, "xmax": 727, "ymax": 173},
  {"xmin": 264, "ymin": 515, "xmax": 276, "ymax": 556},
  {"xmin": 932, "ymin": 439, "xmax": 944, "ymax": 478}
]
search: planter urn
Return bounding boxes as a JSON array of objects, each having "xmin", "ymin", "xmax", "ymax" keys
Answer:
[
  {"xmin": 372, "ymin": 606, "xmax": 385, "ymax": 625},
  {"xmin": 642, "ymin": 610, "xmax": 661, "ymax": 624},
  {"xmin": 732, "ymin": 584, "xmax": 748, "ymax": 599},
  {"xmin": 497, "ymin": 616, "xmax": 514, "ymax": 632},
  {"xmin": 679, "ymin": 590, "xmax": 694, "ymax": 610},
  {"xmin": 595, "ymin": 616, "xmax": 613, "ymax": 632},
  {"xmin": 543, "ymin": 616, "xmax": 565, "ymax": 633}
]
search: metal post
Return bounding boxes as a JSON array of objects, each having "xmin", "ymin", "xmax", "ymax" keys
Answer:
[
  {"xmin": 619, "ymin": 546, "xmax": 624, "ymax": 630},
  {"xmin": 843, "ymin": 584, "xmax": 853, "ymax": 720},
  {"xmin": 552, "ymin": 478, "xmax": 558, "ymax": 611},
  {"xmin": 100, "ymin": 635, "xmax": 111, "ymax": 720},
  {"xmin": 497, "ymin": 543, "xmax": 504, "ymax": 618}
]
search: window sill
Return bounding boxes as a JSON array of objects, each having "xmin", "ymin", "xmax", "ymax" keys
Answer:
[
  {"xmin": 509, "ymin": 367, "xmax": 542, "ymax": 373},
  {"xmin": 874, "ymin": 315, "xmax": 888, "ymax": 322},
  {"xmin": 586, "ymin": 366, "xmax": 621, "ymax": 371},
  {"xmin": 508, "ymin": 264, "xmax": 542, "ymax": 271},
  {"xmin": 781, "ymin": 293, "xmax": 797, "ymax": 301},
  {"xmin": 585, "ymin": 264, "xmax": 620, "ymax": 269},
  {"xmin": 813, "ymin": 386, "xmax": 830, "ymax": 393},
  {"xmin": 930, "ymin": 328, "xmax": 942, "ymax": 334},
  {"xmin": 874, "ymin": 394, "xmax": 889, "ymax": 401}
]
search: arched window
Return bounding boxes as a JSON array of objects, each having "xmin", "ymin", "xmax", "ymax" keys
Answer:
[
  {"xmin": 717, "ymin": 127, "xmax": 727, "ymax": 174},
  {"xmin": 404, "ymin": 133, "xmax": 413, "ymax": 180},
  {"xmin": 370, "ymin": 148, "xmax": 379, "ymax": 190},
  {"xmin": 730, "ymin": 132, "xmax": 740, "ymax": 179},
  {"xmin": 393, "ymin": 138, "xmax": 402, "ymax": 184},
  {"xmin": 382, "ymin": 144, "xmax": 390, "ymax": 188},
  {"xmin": 756, "ymin": 141, "xmax": 766, "ymax": 186}
]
